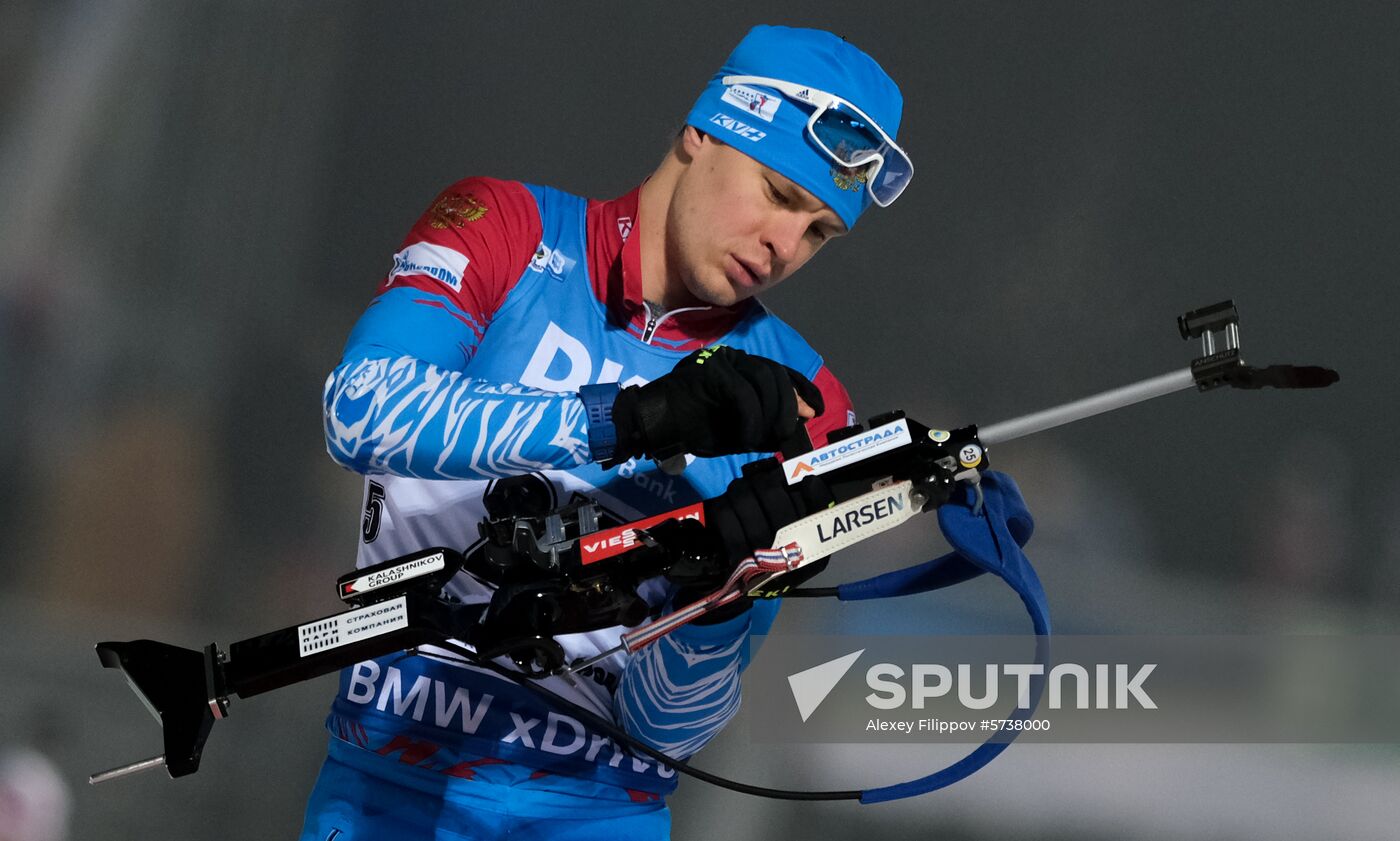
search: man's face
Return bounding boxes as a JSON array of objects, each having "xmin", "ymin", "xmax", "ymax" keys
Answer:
[{"xmin": 666, "ymin": 129, "xmax": 847, "ymax": 307}]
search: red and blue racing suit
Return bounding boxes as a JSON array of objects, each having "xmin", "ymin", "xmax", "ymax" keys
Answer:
[{"xmin": 302, "ymin": 177, "xmax": 853, "ymax": 840}]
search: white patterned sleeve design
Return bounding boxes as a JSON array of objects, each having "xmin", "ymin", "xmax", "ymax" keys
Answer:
[{"xmin": 323, "ymin": 356, "xmax": 590, "ymax": 480}]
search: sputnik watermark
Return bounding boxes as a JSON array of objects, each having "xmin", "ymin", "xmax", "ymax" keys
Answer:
[
  {"xmin": 865, "ymin": 662, "xmax": 1156, "ymax": 710},
  {"xmin": 789, "ymin": 649, "xmax": 1156, "ymax": 722},
  {"xmin": 754, "ymin": 634, "xmax": 1400, "ymax": 744},
  {"xmin": 863, "ymin": 717, "xmax": 1050, "ymax": 734}
]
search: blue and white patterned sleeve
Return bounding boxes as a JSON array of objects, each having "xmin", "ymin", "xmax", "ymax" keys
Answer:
[
  {"xmin": 323, "ymin": 286, "xmax": 591, "ymax": 480},
  {"xmin": 615, "ymin": 599, "xmax": 780, "ymax": 759},
  {"xmin": 323, "ymin": 177, "xmax": 595, "ymax": 480}
]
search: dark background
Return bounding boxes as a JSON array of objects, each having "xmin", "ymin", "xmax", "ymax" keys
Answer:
[{"xmin": 1, "ymin": 2, "xmax": 1396, "ymax": 839}]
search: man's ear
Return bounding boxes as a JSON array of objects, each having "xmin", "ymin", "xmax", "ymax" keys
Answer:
[{"xmin": 679, "ymin": 125, "xmax": 709, "ymax": 158}]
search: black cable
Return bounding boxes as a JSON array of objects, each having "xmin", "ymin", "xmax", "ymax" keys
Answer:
[
  {"xmin": 429, "ymin": 639, "xmax": 862, "ymax": 801},
  {"xmin": 780, "ymin": 587, "xmax": 840, "ymax": 598}
]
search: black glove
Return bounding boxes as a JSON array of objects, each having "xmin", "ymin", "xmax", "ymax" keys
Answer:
[
  {"xmin": 674, "ymin": 458, "xmax": 835, "ymax": 623},
  {"xmin": 611, "ymin": 345, "xmax": 823, "ymax": 464},
  {"xmin": 705, "ymin": 458, "xmax": 834, "ymax": 566}
]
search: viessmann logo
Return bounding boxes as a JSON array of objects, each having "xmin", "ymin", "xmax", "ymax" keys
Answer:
[
  {"xmin": 579, "ymin": 503, "xmax": 705, "ymax": 565},
  {"xmin": 785, "ymin": 420, "xmax": 912, "ymax": 484},
  {"xmin": 788, "ymin": 650, "xmax": 1158, "ymax": 722}
]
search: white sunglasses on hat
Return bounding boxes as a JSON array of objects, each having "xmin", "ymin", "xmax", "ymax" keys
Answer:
[{"xmin": 722, "ymin": 74, "xmax": 914, "ymax": 206}]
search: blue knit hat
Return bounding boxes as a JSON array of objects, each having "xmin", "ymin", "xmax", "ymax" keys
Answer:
[{"xmin": 685, "ymin": 25, "xmax": 906, "ymax": 230}]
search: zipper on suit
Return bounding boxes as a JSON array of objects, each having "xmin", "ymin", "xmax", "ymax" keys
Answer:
[
  {"xmin": 641, "ymin": 306, "xmax": 660, "ymax": 344},
  {"xmin": 639, "ymin": 301, "xmax": 710, "ymax": 345}
]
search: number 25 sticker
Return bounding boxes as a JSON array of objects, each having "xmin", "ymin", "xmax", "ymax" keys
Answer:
[{"xmin": 958, "ymin": 444, "xmax": 983, "ymax": 468}]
